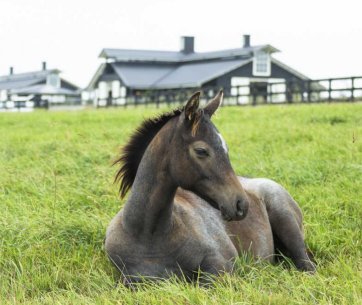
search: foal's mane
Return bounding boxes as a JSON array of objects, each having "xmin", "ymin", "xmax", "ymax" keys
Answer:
[{"xmin": 114, "ymin": 107, "xmax": 184, "ymax": 198}]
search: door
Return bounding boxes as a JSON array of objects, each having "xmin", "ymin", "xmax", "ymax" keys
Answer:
[{"xmin": 250, "ymin": 81, "xmax": 268, "ymax": 105}]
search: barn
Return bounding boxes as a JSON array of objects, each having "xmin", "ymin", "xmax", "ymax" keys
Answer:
[
  {"xmin": 0, "ymin": 63, "xmax": 80, "ymax": 111},
  {"xmin": 86, "ymin": 35, "xmax": 311, "ymax": 106}
]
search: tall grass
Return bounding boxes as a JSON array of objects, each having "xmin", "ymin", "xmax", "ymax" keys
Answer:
[{"xmin": 1, "ymin": 103, "xmax": 361, "ymax": 304}]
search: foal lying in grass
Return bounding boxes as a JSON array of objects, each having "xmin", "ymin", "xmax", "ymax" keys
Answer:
[{"xmin": 105, "ymin": 91, "xmax": 315, "ymax": 286}]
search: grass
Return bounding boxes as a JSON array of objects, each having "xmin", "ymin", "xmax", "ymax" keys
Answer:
[{"xmin": 1, "ymin": 103, "xmax": 361, "ymax": 304}]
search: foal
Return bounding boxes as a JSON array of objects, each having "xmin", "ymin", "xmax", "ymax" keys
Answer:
[{"xmin": 105, "ymin": 91, "xmax": 315, "ymax": 285}]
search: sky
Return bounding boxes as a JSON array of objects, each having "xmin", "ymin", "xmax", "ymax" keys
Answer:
[{"xmin": 0, "ymin": 0, "xmax": 361, "ymax": 88}]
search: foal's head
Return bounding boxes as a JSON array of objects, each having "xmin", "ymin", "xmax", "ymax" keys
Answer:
[
  {"xmin": 168, "ymin": 91, "xmax": 249, "ymax": 221},
  {"xmin": 115, "ymin": 91, "xmax": 249, "ymax": 221}
]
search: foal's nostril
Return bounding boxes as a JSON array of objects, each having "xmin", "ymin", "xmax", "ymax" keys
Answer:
[{"xmin": 236, "ymin": 199, "xmax": 248, "ymax": 219}]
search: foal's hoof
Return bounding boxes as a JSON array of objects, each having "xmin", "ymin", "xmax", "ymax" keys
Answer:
[{"xmin": 296, "ymin": 259, "xmax": 317, "ymax": 273}]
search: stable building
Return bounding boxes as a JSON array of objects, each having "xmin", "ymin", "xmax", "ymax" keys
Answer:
[
  {"xmin": 86, "ymin": 35, "xmax": 311, "ymax": 106},
  {"xmin": 0, "ymin": 63, "xmax": 80, "ymax": 111}
]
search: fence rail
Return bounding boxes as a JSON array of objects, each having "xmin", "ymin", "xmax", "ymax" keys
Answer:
[
  {"xmin": 95, "ymin": 76, "xmax": 362, "ymax": 108},
  {"xmin": 0, "ymin": 97, "xmax": 82, "ymax": 112}
]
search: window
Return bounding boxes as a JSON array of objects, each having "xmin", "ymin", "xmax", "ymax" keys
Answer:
[
  {"xmin": 253, "ymin": 51, "xmax": 271, "ymax": 76},
  {"xmin": 112, "ymin": 81, "xmax": 120, "ymax": 98},
  {"xmin": 231, "ymin": 77, "xmax": 250, "ymax": 96},
  {"xmin": 268, "ymin": 79, "xmax": 286, "ymax": 103},
  {"xmin": 120, "ymin": 86, "xmax": 126, "ymax": 97},
  {"xmin": 0, "ymin": 90, "xmax": 7, "ymax": 102},
  {"xmin": 49, "ymin": 95, "xmax": 66, "ymax": 103},
  {"xmin": 98, "ymin": 81, "xmax": 108, "ymax": 99},
  {"xmin": 46, "ymin": 74, "xmax": 60, "ymax": 88}
]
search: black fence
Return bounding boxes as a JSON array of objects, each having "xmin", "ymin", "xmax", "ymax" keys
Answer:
[
  {"xmin": 95, "ymin": 76, "xmax": 362, "ymax": 108},
  {"xmin": 2, "ymin": 76, "xmax": 361, "ymax": 112}
]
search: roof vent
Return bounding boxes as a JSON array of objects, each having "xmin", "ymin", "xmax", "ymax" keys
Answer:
[
  {"xmin": 180, "ymin": 36, "xmax": 194, "ymax": 54},
  {"xmin": 42, "ymin": 61, "xmax": 47, "ymax": 71},
  {"xmin": 9, "ymin": 67, "xmax": 14, "ymax": 75},
  {"xmin": 243, "ymin": 35, "xmax": 251, "ymax": 48}
]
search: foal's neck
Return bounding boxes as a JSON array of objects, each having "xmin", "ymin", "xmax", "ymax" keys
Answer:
[{"xmin": 122, "ymin": 121, "xmax": 177, "ymax": 237}]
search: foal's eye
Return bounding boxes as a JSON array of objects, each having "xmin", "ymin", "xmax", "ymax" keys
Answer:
[{"xmin": 194, "ymin": 147, "xmax": 209, "ymax": 157}]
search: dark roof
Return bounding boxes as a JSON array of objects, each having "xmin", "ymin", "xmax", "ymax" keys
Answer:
[
  {"xmin": 11, "ymin": 84, "xmax": 79, "ymax": 96},
  {"xmin": 110, "ymin": 63, "xmax": 175, "ymax": 89},
  {"xmin": 110, "ymin": 59, "xmax": 252, "ymax": 89},
  {"xmin": 0, "ymin": 69, "xmax": 60, "ymax": 90},
  {"xmin": 154, "ymin": 59, "xmax": 251, "ymax": 88},
  {"xmin": 100, "ymin": 45, "xmax": 279, "ymax": 63}
]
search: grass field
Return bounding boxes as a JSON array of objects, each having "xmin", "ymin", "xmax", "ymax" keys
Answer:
[{"xmin": 1, "ymin": 103, "xmax": 361, "ymax": 304}]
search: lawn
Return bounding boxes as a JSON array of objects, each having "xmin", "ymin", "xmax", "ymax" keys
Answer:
[{"xmin": 1, "ymin": 103, "xmax": 361, "ymax": 304}]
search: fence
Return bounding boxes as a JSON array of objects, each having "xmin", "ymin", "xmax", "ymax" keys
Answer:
[
  {"xmin": 1, "ymin": 76, "xmax": 361, "ymax": 111},
  {"xmin": 95, "ymin": 76, "xmax": 362, "ymax": 108},
  {"xmin": 0, "ymin": 96, "xmax": 82, "ymax": 112}
]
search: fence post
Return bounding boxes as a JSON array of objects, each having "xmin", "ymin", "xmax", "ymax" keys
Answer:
[
  {"xmin": 351, "ymin": 77, "xmax": 355, "ymax": 102},
  {"xmin": 286, "ymin": 81, "xmax": 292, "ymax": 103},
  {"xmin": 328, "ymin": 79, "xmax": 332, "ymax": 102},
  {"xmin": 300, "ymin": 80, "xmax": 304, "ymax": 103},
  {"xmin": 307, "ymin": 80, "xmax": 311, "ymax": 102},
  {"xmin": 251, "ymin": 85, "xmax": 256, "ymax": 106},
  {"xmin": 235, "ymin": 86, "xmax": 239, "ymax": 105}
]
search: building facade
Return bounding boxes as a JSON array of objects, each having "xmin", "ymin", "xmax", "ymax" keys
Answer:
[
  {"xmin": 86, "ymin": 35, "xmax": 311, "ymax": 106},
  {"xmin": 0, "ymin": 62, "xmax": 80, "ymax": 111}
]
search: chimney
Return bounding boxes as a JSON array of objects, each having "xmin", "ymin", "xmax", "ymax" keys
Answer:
[
  {"xmin": 9, "ymin": 67, "xmax": 14, "ymax": 75},
  {"xmin": 42, "ymin": 61, "xmax": 47, "ymax": 71},
  {"xmin": 180, "ymin": 36, "xmax": 194, "ymax": 54},
  {"xmin": 243, "ymin": 35, "xmax": 251, "ymax": 48}
]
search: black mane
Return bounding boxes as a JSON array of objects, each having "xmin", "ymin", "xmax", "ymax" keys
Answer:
[{"xmin": 114, "ymin": 107, "xmax": 183, "ymax": 198}]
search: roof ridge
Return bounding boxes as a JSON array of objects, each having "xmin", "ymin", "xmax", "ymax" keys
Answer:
[
  {"xmin": 100, "ymin": 44, "xmax": 279, "ymax": 63},
  {"xmin": 0, "ymin": 69, "xmax": 59, "ymax": 81}
]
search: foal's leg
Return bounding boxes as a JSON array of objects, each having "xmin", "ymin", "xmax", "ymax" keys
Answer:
[
  {"xmin": 241, "ymin": 178, "xmax": 316, "ymax": 272},
  {"xmin": 197, "ymin": 254, "xmax": 234, "ymax": 284},
  {"xmin": 268, "ymin": 206, "xmax": 315, "ymax": 272},
  {"xmin": 262, "ymin": 183, "xmax": 316, "ymax": 272}
]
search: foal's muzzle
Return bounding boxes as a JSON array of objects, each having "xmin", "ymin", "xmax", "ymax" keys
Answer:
[{"xmin": 220, "ymin": 196, "xmax": 249, "ymax": 221}]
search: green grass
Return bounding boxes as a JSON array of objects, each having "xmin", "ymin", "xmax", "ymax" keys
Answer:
[{"xmin": 1, "ymin": 103, "xmax": 361, "ymax": 304}]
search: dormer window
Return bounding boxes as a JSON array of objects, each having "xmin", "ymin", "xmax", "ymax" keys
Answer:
[
  {"xmin": 47, "ymin": 73, "xmax": 60, "ymax": 88},
  {"xmin": 253, "ymin": 51, "xmax": 271, "ymax": 76}
]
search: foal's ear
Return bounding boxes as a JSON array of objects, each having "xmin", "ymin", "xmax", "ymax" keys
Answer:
[
  {"xmin": 204, "ymin": 90, "xmax": 223, "ymax": 117},
  {"xmin": 184, "ymin": 91, "xmax": 201, "ymax": 121}
]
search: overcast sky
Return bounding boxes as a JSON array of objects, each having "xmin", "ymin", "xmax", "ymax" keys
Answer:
[{"xmin": 0, "ymin": 0, "xmax": 361, "ymax": 87}]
